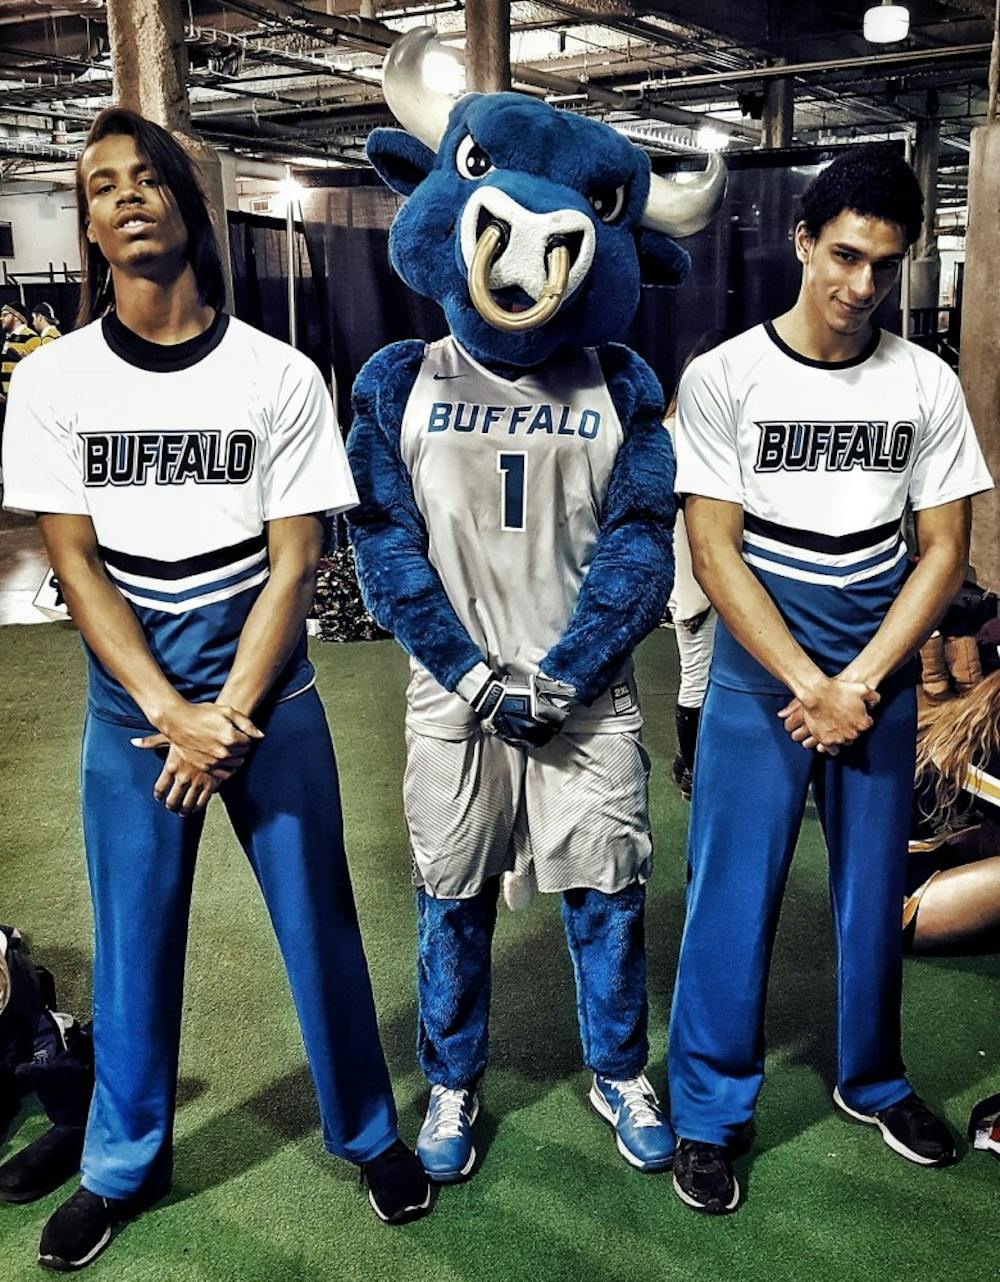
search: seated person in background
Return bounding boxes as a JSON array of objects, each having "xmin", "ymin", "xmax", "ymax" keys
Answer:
[{"xmin": 907, "ymin": 669, "xmax": 1000, "ymax": 951}]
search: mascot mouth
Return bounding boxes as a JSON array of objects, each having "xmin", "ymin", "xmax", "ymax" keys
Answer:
[
  {"xmin": 468, "ymin": 220, "xmax": 572, "ymax": 333},
  {"xmin": 491, "ymin": 286, "xmax": 535, "ymax": 315}
]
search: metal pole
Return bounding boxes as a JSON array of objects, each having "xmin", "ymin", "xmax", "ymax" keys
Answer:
[
  {"xmin": 902, "ymin": 131, "xmax": 913, "ymax": 341},
  {"xmin": 285, "ymin": 164, "xmax": 297, "ymax": 350}
]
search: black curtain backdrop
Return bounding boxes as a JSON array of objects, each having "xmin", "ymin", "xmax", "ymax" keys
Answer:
[
  {"xmin": 297, "ymin": 178, "xmax": 448, "ymax": 427},
  {"xmin": 292, "ymin": 142, "xmax": 903, "ymax": 420},
  {"xmin": 227, "ymin": 210, "xmax": 331, "ymax": 383}
]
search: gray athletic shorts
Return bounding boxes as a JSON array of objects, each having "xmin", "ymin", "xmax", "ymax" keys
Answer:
[{"xmin": 403, "ymin": 728, "xmax": 652, "ymax": 899}]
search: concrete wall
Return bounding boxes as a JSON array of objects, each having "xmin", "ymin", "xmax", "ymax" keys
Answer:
[
  {"xmin": 961, "ymin": 125, "xmax": 1000, "ymax": 588},
  {"xmin": 0, "ymin": 187, "xmax": 80, "ymax": 279}
]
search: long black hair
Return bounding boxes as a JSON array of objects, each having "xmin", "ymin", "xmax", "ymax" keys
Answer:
[{"xmin": 75, "ymin": 107, "xmax": 226, "ymax": 328}]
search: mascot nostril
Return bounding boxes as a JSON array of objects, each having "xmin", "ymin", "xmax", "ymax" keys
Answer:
[
  {"xmin": 475, "ymin": 207, "xmax": 509, "ymax": 253},
  {"xmin": 547, "ymin": 231, "xmax": 584, "ymax": 272}
]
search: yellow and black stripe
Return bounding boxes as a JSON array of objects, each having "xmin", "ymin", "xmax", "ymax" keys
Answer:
[{"xmin": 1, "ymin": 323, "xmax": 41, "ymax": 397}]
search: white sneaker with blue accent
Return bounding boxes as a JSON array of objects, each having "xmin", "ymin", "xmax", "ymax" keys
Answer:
[
  {"xmin": 416, "ymin": 1085, "xmax": 480, "ymax": 1183},
  {"xmin": 589, "ymin": 1073, "xmax": 675, "ymax": 1172}
]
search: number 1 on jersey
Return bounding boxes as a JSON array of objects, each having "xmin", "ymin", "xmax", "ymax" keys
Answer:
[{"xmin": 498, "ymin": 452, "xmax": 527, "ymax": 531}]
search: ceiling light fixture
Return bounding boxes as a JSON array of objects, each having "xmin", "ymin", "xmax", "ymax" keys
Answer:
[
  {"xmin": 279, "ymin": 171, "xmax": 304, "ymax": 210},
  {"xmin": 696, "ymin": 125, "xmax": 729, "ymax": 152},
  {"xmin": 863, "ymin": 1, "xmax": 910, "ymax": 44}
]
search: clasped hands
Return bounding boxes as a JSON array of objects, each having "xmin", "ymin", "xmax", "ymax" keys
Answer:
[
  {"xmin": 130, "ymin": 702, "xmax": 263, "ymax": 815},
  {"xmin": 470, "ymin": 671, "xmax": 577, "ymax": 751},
  {"xmin": 778, "ymin": 673, "xmax": 879, "ymax": 757}
]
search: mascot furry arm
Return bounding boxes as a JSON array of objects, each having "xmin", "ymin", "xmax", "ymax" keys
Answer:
[{"xmin": 348, "ymin": 341, "xmax": 675, "ymax": 703}]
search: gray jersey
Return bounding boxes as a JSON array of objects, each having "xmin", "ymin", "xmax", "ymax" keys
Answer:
[{"xmin": 399, "ymin": 336, "xmax": 641, "ymax": 738}]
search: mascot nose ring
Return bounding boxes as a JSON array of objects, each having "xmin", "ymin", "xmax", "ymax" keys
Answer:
[{"xmin": 468, "ymin": 223, "xmax": 571, "ymax": 333}]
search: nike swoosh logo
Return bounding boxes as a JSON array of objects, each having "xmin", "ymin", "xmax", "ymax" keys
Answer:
[{"xmin": 433, "ymin": 373, "xmax": 466, "ymax": 380}]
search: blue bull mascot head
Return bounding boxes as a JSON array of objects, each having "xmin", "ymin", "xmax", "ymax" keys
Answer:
[{"xmin": 367, "ymin": 28, "xmax": 726, "ymax": 367}]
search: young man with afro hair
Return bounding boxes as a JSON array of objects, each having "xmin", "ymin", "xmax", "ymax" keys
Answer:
[{"xmin": 666, "ymin": 145, "xmax": 992, "ymax": 1213}]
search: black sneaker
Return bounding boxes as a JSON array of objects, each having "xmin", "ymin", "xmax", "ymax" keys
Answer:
[
  {"xmin": 38, "ymin": 1183, "xmax": 163, "ymax": 1271},
  {"xmin": 833, "ymin": 1088, "xmax": 957, "ymax": 1166},
  {"xmin": 38, "ymin": 1187, "xmax": 119, "ymax": 1271},
  {"xmin": 361, "ymin": 1139, "xmax": 431, "ymax": 1225},
  {"xmin": 672, "ymin": 1138, "xmax": 740, "ymax": 1214},
  {"xmin": 0, "ymin": 1125, "xmax": 85, "ymax": 1204}
]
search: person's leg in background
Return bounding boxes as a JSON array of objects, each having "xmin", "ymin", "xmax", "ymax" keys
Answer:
[{"xmin": 671, "ymin": 608, "xmax": 716, "ymax": 799}]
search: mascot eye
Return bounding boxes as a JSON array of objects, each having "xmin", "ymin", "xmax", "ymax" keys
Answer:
[
  {"xmin": 456, "ymin": 135, "xmax": 495, "ymax": 180},
  {"xmin": 589, "ymin": 184, "xmax": 627, "ymax": 224}
]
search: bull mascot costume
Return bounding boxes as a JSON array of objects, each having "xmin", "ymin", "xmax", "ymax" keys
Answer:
[{"xmin": 347, "ymin": 28, "xmax": 725, "ymax": 1183}]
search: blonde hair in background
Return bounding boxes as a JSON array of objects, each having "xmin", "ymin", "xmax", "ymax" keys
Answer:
[{"xmin": 916, "ymin": 669, "xmax": 1000, "ymax": 826}]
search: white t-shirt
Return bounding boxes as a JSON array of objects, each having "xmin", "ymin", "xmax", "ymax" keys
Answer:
[
  {"xmin": 399, "ymin": 335, "xmax": 641, "ymax": 738},
  {"xmin": 664, "ymin": 413, "xmax": 711, "ymax": 622},
  {"xmin": 675, "ymin": 322, "xmax": 993, "ymax": 694},
  {"xmin": 3, "ymin": 311, "xmax": 356, "ymax": 725}
]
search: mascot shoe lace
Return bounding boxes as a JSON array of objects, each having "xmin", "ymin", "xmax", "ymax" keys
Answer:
[
  {"xmin": 417, "ymin": 1085, "xmax": 479, "ymax": 1182},
  {"xmin": 590, "ymin": 1073, "xmax": 674, "ymax": 1171}
]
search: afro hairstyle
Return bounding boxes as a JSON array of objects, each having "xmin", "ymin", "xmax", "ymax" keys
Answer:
[{"xmin": 799, "ymin": 145, "xmax": 923, "ymax": 248}]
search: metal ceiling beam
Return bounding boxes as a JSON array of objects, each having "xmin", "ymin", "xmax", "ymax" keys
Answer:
[
  {"xmin": 636, "ymin": 41, "xmax": 992, "ymax": 91},
  {"xmin": 218, "ymin": 0, "xmax": 396, "ymax": 52}
]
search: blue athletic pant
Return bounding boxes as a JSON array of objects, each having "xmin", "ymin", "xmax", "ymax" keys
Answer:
[
  {"xmin": 668, "ymin": 680, "xmax": 915, "ymax": 1146},
  {"xmin": 416, "ymin": 879, "xmax": 649, "ymax": 1088},
  {"xmin": 79, "ymin": 688, "xmax": 398, "ymax": 1200}
]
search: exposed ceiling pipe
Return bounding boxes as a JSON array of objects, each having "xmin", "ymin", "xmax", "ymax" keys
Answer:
[
  {"xmin": 0, "ymin": 0, "xmax": 102, "ymax": 19},
  {"xmin": 512, "ymin": 64, "xmax": 758, "ymax": 140},
  {"xmin": 218, "ymin": 0, "xmax": 397, "ymax": 53},
  {"xmin": 0, "ymin": 138, "xmax": 76, "ymax": 160},
  {"xmin": 639, "ymin": 41, "xmax": 992, "ymax": 91},
  {"xmin": 0, "ymin": 102, "xmax": 97, "ymax": 126}
]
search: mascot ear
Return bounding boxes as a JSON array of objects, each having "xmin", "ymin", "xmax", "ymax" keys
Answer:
[
  {"xmin": 366, "ymin": 128, "xmax": 437, "ymax": 197},
  {"xmin": 636, "ymin": 231, "xmax": 692, "ymax": 287}
]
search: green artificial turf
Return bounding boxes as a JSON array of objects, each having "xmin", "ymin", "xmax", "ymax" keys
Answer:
[{"xmin": 0, "ymin": 624, "xmax": 996, "ymax": 1282}]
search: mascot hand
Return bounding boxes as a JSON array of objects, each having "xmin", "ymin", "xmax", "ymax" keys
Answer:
[
  {"xmin": 470, "ymin": 674, "xmax": 559, "ymax": 750},
  {"xmin": 533, "ymin": 671, "xmax": 576, "ymax": 730}
]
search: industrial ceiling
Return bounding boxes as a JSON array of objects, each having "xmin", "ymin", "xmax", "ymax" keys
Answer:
[{"xmin": 0, "ymin": 0, "xmax": 995, "ymax": 210}]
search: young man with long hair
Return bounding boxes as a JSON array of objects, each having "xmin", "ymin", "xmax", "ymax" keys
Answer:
[
  {"xmin": 667, "ymin": 146, "xmax": 992, "ymax": 1213},
  {"xmin": 2, "ymin": 107, "xmax": 429, "ymax": 1270}
]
